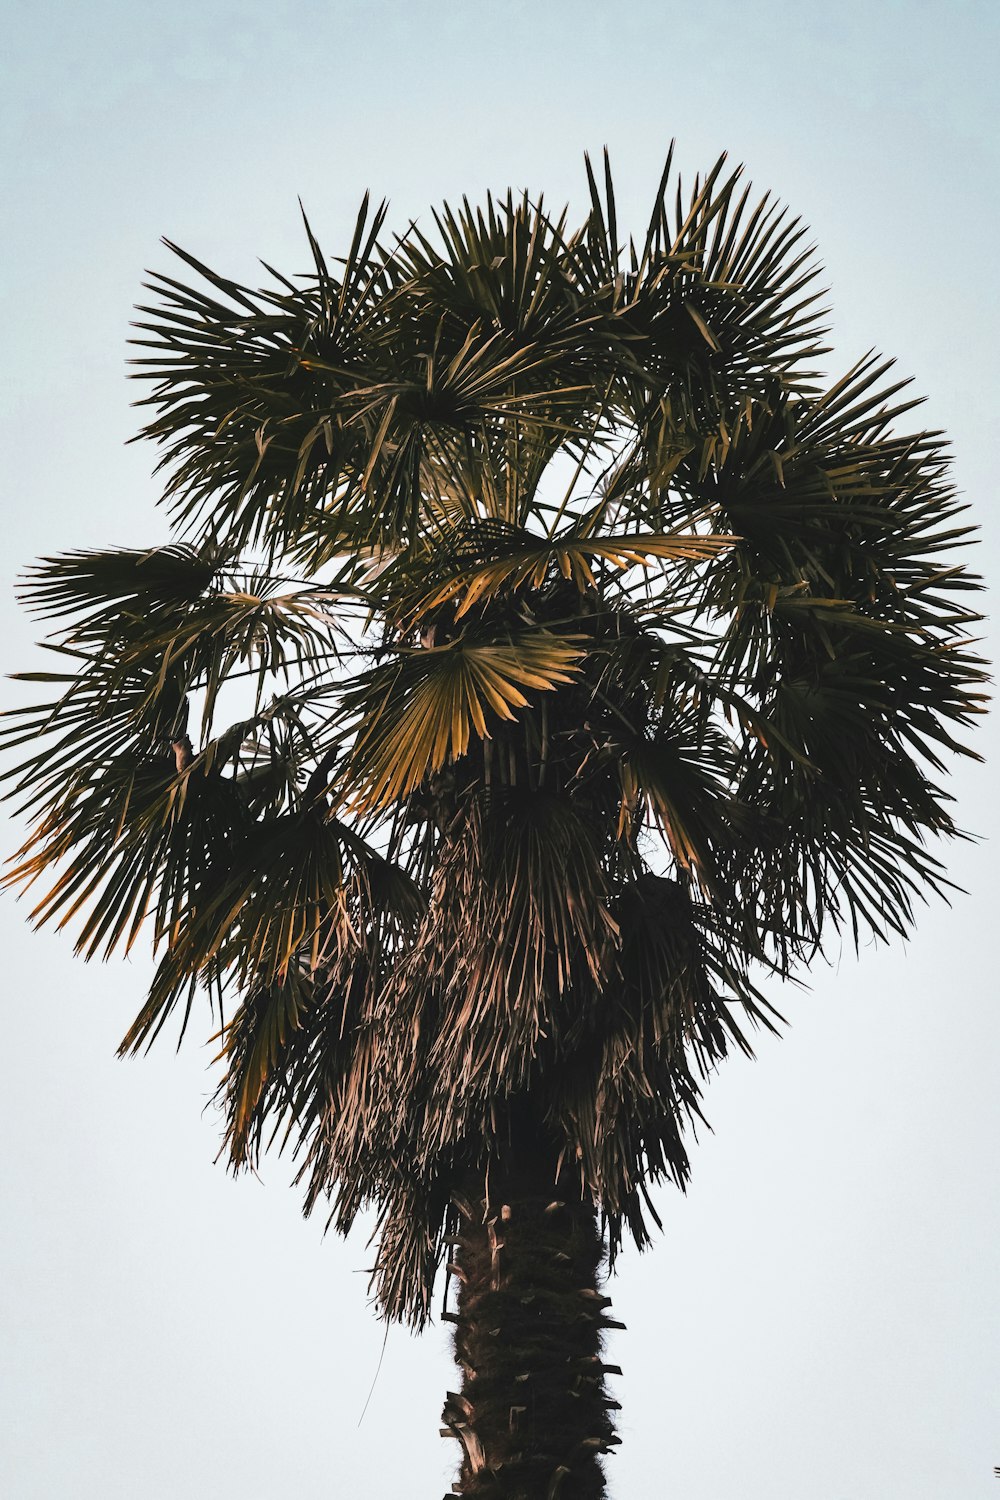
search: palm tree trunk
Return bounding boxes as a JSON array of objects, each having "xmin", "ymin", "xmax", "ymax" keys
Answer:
[{"xmin": 442, "ymin": 1178, "xmax": 622, "ymax": 1499}]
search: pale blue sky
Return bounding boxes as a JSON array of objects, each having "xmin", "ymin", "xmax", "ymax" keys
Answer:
[{"xmin": 2, "ymin": 3, "xmax": 998, "ymax": 1497}]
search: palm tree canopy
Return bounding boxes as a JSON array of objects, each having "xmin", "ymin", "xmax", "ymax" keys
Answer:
[{"xmin": 3, "ymin": 152, "xmax": 985, "ymax": 1323}]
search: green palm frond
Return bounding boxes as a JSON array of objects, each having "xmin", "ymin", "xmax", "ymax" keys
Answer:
[
  {"xmin": 1, "ymin": 549, "xmax": 363, "ymax": 963},
  {"xmin": 19, "ymin": 543, "xmax": 224, "ymax": 627},
  {"xmin": 616, "ymin": 715, "xmax": 742, "ymax": 884},
  {"xmin": 117, "ymin": 809, "xmax": 404, "ymax": 1056},
  {"xmin": 132, "ymin": 194, "xmax": 394, "ymax": 547},
  {"xmin": 214, "ymin": 848, "xmax": 425, "ymax": 1163}
]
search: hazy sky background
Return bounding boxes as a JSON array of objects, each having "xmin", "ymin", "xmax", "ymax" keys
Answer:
[{"xmin": 2, "ymin": 2, "xmax": 997, "ymax": 1496}]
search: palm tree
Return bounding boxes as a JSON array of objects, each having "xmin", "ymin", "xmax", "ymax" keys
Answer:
[{"xmin": 3, "ymin": 152, "xmax": 985, "ymax": 1498}]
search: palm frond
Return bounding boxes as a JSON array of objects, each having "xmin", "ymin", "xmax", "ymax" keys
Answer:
[{"xmin": 340, "ymin": 631, "xmax": 585, "ymax": 811}]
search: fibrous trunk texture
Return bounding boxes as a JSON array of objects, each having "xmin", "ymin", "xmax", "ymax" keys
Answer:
[{"xmin": 442, "ymin": 1184, "xmax": 621, "ymax": 1499}]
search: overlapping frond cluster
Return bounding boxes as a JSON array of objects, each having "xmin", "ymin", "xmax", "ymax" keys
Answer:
[{"xmin": 3, "ymin": 152, "xmax": 985, "ymax": 1323}]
